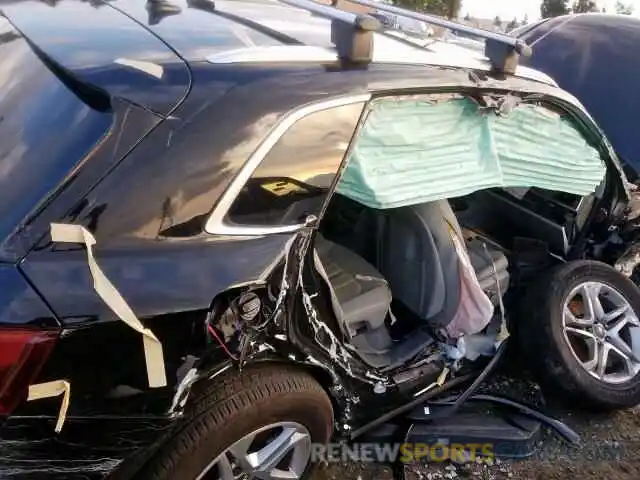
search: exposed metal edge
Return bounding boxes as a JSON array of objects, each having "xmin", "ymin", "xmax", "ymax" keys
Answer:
[
  {"xmin": 207, "ymin": 45, "xmax": 339, "ymax": 64},
  {"xmin": 204, "ymin": 93, "xmax": 371, "ymax": 236}
]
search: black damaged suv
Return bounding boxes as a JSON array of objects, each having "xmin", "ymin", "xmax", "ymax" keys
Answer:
[{"xmin": 2, "ymin": 1, "xmax": 640, "ymax": 480}]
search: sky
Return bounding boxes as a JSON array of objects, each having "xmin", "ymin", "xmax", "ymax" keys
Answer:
[{"xmin": 463, "ymin": 0, "xmax": 640, "ymax": 21}]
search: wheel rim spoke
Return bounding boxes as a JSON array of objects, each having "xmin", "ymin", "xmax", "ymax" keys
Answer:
[
  {"xmin": 564, "ymin": 305, "xmax": 593, "ymax": 328},
  {"xmin": 607, "ymin": 326, "xmax": 637, "ymax": 362},
  {"xmin": 601, "ymin": 305, "xmax": 629, "ymax": 324},
  {"xmin": 265, "ymin": 469, "xmax": 301, "ymax": 480},
  {"xmin": 195, "ymin": 452, "xmax": 237, "ymax": 480},
  {"xmin": 565, "ymin": 326, "xmax": 597, "ymax": 341},
  {"xmin": 608, "ymin": 315, "xmax": 630, "ymax": 335},
  {"xmin": 228, "ymin": 433, "xmax": 259, "ymax": 473},
  {"xmin": 218, "ymin": 454, "xmax": 236, "ymax": 480},
  {"xmin": 199, "ymin": 422, "xmax": 311, "ymax": 480},
  {"xmin": 582, "ymin": 283, "xmax": 605, "ymax": 321},
  {"xmin": 582, "ymin": 338, "xmax": 600, "ymax": 372},
  {"xmin": 250, "ymin": 428, "xmax": 309, "ymax": 479},
  {"xmin": 596, "ymin": 343, "xmax": 610, "ymax": 379},
  {"xmin": 607, "ymin": 341, "xmax": 637, "ymax": 378}
]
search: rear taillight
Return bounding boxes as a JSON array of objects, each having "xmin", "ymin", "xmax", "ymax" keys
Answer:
[{"xmin": 0, "ymin": 329, "xmax": 58, "ymax": 416}]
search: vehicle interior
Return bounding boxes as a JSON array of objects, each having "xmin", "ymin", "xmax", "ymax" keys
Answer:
[
  {"xmin": 315, "ymin": 186, "xmax": 587, "ymax": 371},
  {"xmin": 308, "ymin": 95, "xmax": 606, "ymax": 372}
]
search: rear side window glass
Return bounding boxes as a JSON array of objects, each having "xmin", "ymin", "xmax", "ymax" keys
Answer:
[{"xmin": 225, "ymin": 102, "xmax": 365, "ymax": 227}]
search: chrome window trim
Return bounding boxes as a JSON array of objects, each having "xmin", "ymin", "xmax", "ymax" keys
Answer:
[{"xmin": 204, "ymin": 94, "xmax": 371, "ymax": 236}]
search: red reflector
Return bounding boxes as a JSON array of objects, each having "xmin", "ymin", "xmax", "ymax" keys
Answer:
[{"xmin": 0, "ymin": 329, "xmax": 58, "ymax": 416}]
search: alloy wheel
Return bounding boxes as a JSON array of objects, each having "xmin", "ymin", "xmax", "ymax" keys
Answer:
[
  {"xmin": 563, "ymin": 281, "xmax": 640, "ymax": 384},
  {"xmin": 195, "ymin": 421, "xmax": 312, "ymax": 480}
]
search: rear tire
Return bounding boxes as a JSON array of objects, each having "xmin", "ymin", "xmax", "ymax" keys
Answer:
[
  {"xmin": 519, "ymin": 260, "xmax": 640, "ymax": 411},
  {"xmin": 140, "ymin": 364, "xmax": 334, "ymax": 480}
]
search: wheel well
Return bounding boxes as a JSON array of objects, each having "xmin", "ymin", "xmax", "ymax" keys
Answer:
[
  {"xmin": 203, "ymin": 288, "xmax": 342, "ymax": 422},
  {"xmin": 189, "ymin": 359, "xmax": 340, "ymax": 421},
  {"xmin": 302, "ymin": 363, "xmax": 338, "ymax": 397}
]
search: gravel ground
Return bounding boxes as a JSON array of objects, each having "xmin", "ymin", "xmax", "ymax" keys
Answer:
[{"xmin": 311, "ymin": 376, "xmax": 640, "ymax": 480}]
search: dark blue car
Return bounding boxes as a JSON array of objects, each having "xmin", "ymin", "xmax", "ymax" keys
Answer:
[
  {"xmin": 3, "ymin": 2, "xmax": 640, "ymax": 479},
  {"xmin": 514, "ymin": 13, "xmax": 640, "ymax": 177}
]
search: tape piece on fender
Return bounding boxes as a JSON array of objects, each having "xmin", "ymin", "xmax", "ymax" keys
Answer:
[
  {"xmin": 27, "ymin": 380, "xmax": 71, "ymax": 433},
  {"xmin": 114, "ymin": 58, "xmax": 164, "ymax": 79},
  {"xmin": 50, "ymin": 223, "xmax": 167, "ymax": 388}
]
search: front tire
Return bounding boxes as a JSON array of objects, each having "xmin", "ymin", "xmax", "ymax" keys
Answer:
[
  {"xmin": 141, "ymin": 364, "xmax": 334, "ymax": 480},
  {"xmin": 519, "ymin": 260, "xmax": 640, "ymax": 411}
]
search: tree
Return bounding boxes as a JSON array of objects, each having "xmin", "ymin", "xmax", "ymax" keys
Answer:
[
  {"xmin": 615, "ymin": 1, "xmax": 634, "ymax": 14},
  {"xmin": 493, "ymin": 15, "xmax": 502, "ymax": 28},
  {"xmin": 445, "ymin": 0, "xmax": 461, "ymax": 18},
  {"xmin": 540, "ymin": 0, "xmax": 570, "ymax": 18},
  {"xmin": 507, "ymin": 17, "xmax": 519, "ymax": 31},
  {"xmin": 572, "ymin": 0, "xmax": 598, "ymax": 13},
  {"xmin": 392, "ymin": 0, "xmax": 462, "ymax": 18},
  {"xmin": 522, "ymin": 13, "xmax": 529, "ymax": 25},
  {"xmin": 463, "ymin": 12, "xmax": 471, "ymax": 21}
]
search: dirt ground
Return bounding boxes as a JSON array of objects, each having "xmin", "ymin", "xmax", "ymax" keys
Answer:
[{"xmin": 311, "ymin": 380, "xmax": 640, "ymax": 480}]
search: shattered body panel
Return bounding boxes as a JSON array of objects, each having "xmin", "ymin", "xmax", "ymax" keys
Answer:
[
  {"xmin": 513, "ymin": 14, "xmax": 640, "ymax": 279},
  {"xmin": 599, "ymin": 186, "xmax": 640, "ymax": 278}
]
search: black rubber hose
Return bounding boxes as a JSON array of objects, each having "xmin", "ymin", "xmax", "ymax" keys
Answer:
[
  {"xmin": 393, "ymin": 341, "xmax": 509, "ymax": 480},
  {"xmin": 349, "ymin": 373, "xmax": 475, "ymax": 440},
  {"xmin": 471, "ymin": 394, "xmax": 580, "ymax": 444},
  {"xmin": 428, "ymin": 339, "xmax": 509, "ymax": 420}
]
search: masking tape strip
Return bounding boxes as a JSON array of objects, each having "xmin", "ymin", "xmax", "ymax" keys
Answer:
[
  {"xmin": 414, "ymin": 366, "xmax": 450, "ymax": 397},
  {"xmin": 50, "ymin": 223, "xmax": 167, "ymax": 388},
  {"xmin": 436, "ymin": 366, "xmax": 450, "ymax": 386},
  {"xmin": 114, "ymin": 58, "xmax": 164, "ymax": 79},
  {"xmin": 496, "ymin": 320, "xmax": 511, "ymax": 342},
  {"xmin": 27, "ymin": 380, "xmax": 71, "ymax": 433}
]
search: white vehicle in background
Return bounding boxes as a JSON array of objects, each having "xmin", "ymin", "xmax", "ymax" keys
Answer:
[
  {"xmin": 369, "ymin": 9, "xmax": 434, "ymax": 45},
  {"xmin": 441, "ymin": 29, "xmax": 486, "ymax": 52},
  {"xmin": 369, "ymin": 8, "xmax": 488, "ymax": 53}
]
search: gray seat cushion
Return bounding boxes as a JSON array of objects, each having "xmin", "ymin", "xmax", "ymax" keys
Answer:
[
  {"xmin": 466, "ymin": 236, "xmax": 510, "ymax": 304},
  {"xmin": 315, "ymin": 235, "xmax": 392, "ymax": 336}
]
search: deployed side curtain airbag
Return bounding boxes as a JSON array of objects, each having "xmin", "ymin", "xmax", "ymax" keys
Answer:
[{"xmin": 336, "ymin": 97, "xmax": 607, "ymax": 209}]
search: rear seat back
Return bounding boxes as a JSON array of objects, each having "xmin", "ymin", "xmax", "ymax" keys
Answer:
[{"xmin": 376, "ymin": 200, "xmax": 463, "ymax": 331}]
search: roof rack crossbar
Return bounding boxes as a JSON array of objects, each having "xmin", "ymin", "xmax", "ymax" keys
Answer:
[
  {"xmin": 342, "ymin": 0, "xmax": 533, "ymax": 74},
  {"xmin": 277, "ymin": 0, "xmax": 532, "ymax": 73},
  {"xmin": 279, "ymin": 0, "xmax": 380, "ymax": 63}
]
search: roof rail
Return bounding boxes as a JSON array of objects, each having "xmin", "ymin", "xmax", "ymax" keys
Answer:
[
  {"xmin": 279, "ymin": 0, "xmax": 380, "ymax": 63},
  {"xmin": 277, "ymin": 0, "xmax": 532, "ymax": 73},
  {"xmin": 341, "ymin": 0, "xmax": 532, "ymax": 73}
]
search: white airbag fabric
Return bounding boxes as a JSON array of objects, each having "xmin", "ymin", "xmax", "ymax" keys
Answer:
[{"xmin": 336, "ymin": 98, "xmax": 607, "ymax": 209}]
